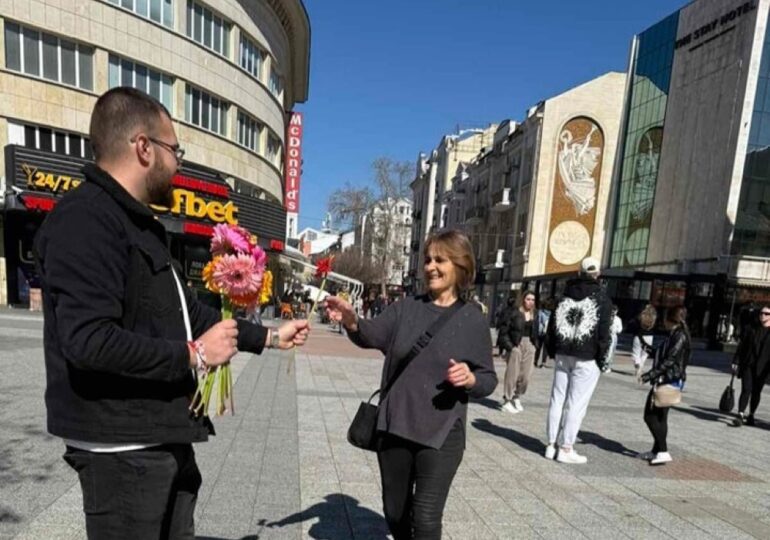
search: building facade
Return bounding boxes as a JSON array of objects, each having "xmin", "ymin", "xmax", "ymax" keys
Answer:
[
  {"xmin": 0, "ymin": 0, "xmax": 310, "ymax": 306},
  {"xmin": 364, "ymin": 197, "xmax": 412, "ymax": 288},
  {"xmin": 605, "ymin": 0, "xmax": 770, "ymax": 342},
  {"xmin": 407, "ymin": 126, "xmax": 496, "ymax": 292},
  {"xmin": 434, "ymin": 73, "xmax": 626, "ymax": 317}
]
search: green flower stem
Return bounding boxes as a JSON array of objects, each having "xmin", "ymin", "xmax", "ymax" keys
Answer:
[{"xmin": 308, "ymin": 277, "xmax": 327, "ymax": 319}]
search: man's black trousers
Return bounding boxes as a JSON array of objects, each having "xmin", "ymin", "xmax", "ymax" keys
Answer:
[{"xmin": 64, "ymin": 443, "xmax": 201, "ymax": 540}]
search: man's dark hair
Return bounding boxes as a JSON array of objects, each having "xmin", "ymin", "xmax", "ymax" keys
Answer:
[{"xmin": 89, "ymin": 87, "xmax": 171, "ymax": 162}]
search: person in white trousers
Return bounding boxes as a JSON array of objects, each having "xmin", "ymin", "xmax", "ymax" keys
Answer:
[{"xmin": 543, "ymin": 257, "xmax": 612, "ymax": 464}]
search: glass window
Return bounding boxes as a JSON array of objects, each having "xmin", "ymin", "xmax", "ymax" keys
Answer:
[
  {"xmin": 185, "ymin": 84, "xmax": 228, "ymax": 136},
  {"xmin": 111, "ymin": 0, "xmax": 172, "ymax": 28},
  {"xmin": 187, "ymin": 1, "xmax": 230, "ymax": 57},
  {"xmin": 609, "ymin": 13, "xmax": 678, "ymax": 267},
  {"xmin": 39, "ymin": 127, "xmax": 52, "ymax": 152},
  {"xmin": 239, "ymin": 34, "xmax": 263, "ymax": 79},
  {"xmin": 163, "ymin": 0, "xmax": 173, "ymax": 27},
  {"xmin": 109, "ymin": 54, "xmax": 173, "ymax": 110},
  {"xmin": 55, "ymin": 131, "xmax": 66, "ymax": 154},
  {"xmin": 78, "ymin": 45, "xmax": 93, "ymax": 90},
  {"xmin": 5, "ymin": 23, "xmax": 94, "ymax": 90},
  {"xmin": 23, "ymin": 29, "xmax": 40, "ymax": 76},
  {"xmin": 5, "ymin": 22, "xmax": 21, "ymax": 71},
  {"xmin": 269, "ymin": 67, "xmax": 282, "ymax": 98},
  {"xmin": 42, "ymin": 33, "xmax": 58, "ymax": 80},
  {"xmin": 60, "ymin": 40, "xmax": 77, "ymax": 86}
]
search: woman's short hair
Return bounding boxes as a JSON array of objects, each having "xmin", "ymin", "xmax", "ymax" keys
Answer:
[
  {"xmin": 638, "ymin": 304, "xmax": 657, "ymax": 330},
  {"xmin": 424, "ymin": 230, "xmax": 475, "ymax": 292}
]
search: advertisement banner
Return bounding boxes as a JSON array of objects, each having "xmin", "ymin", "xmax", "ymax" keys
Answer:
[{"xmin": 284, "ymin": 112, "xmax": 303, "ymax": 213}]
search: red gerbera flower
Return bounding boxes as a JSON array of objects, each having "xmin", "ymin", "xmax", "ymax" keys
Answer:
[{"xmin": 314, "ymin": 256, "xmax": 333, "ymax": 278}]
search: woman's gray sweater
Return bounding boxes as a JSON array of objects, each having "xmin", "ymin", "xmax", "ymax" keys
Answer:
[{"xmin": 349, "ymin": 295, "xmax": 497, "ymax": 449}]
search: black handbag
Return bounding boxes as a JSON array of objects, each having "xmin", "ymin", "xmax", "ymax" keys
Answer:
[
  {"xmin": 719, "ymin": 373, "xmax": 735, "ymax": 412},
  {"xmin": 347, "ymin": 301, "xmax": 465, "ymax": 451}
]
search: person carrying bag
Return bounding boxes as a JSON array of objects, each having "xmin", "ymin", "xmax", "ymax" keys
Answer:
[
  {"xmin": 326, "ymin": 230, "xmax": 497, "ymax": 540},
  {"xmin": 639, "ymin": 306, "xmax": 690, "ymax": 466},
  {"xmin": 347, "ymin": 301, "xmax": 465, "ymax": 451}
]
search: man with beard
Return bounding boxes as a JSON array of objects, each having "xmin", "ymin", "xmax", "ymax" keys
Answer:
[{"xmin": 34, "ymin": 88, "xmax": 310, "ymax": 539}]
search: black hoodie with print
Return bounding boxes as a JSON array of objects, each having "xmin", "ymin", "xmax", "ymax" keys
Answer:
[{"xmin": 545, "ymin": 276, "xmax": 613, "ymax": 367}]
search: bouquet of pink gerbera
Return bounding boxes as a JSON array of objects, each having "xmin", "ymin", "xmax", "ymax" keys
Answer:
[{"xmin": 191, "ymin": 224, "xmax": 266, "ymax": 416}]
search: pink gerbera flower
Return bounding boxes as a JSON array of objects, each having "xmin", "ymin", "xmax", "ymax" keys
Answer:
[
  {"xmin": 251, "ymin": 245, "xmax": 267, "ymax": 269},
  {"xmin": 211, "ymin": 224, "xmax": 253, "ymax": 256},
  {"xmin": 212, "ymin": 253, "xmax": 263, "ymax": 300}
]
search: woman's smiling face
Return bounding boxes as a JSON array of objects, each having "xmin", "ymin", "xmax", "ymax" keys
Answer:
[{"xmin": 424, "ymin": 247, "xmax": 457, "ymax": 296}]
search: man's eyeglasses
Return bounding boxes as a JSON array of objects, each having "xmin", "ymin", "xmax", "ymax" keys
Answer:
[
  {"xmin": 147, "ymin": 137, "xmax": 185, "ymax": 163},
  {"xmin": 130, "ymin": 134, "xmax": 185, "ymax": 163}
]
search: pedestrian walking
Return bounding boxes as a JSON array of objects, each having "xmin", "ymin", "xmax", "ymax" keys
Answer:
[
  {"xmin": 499, "ymin": 290, "xmax": 538, "ymax": 414},
  {"xmin": 632, "ymin": 305, "xmax": 657, "ymax": 380},
  {"xmin": 534, "ymin": 298, "xmax": 552, "ymax": 368},
  {"xmin": 638, "ymin": 306, "xmax": 690, "ymax": 465},
  {"xmin": 731, "ymin": 303, "xmax": 770, "ymax": 427},
  {"xmin": 326, "ymin": 230, "xmax": 497, "ymax": 540},
  {"xmin": 543, "ymin": 257, "xmax": 612, "ymax": 464},
  {"xmin": 604, "ymin": 305, "xmax": 623, "ymax": 372},
  {"xmin": 495, "ymin": 296, "xmax": 516, "ymax": 357},
  {"xmin": 34, "ymin": 88, "xmax": 310, "ymax": 540}
]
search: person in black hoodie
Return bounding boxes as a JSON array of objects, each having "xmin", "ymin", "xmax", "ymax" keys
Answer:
[
  {"xmin": 731, "ymin": 303, "xmax": 770, "ymax": 427},
  {"xmin": 543, "ymin": 257, "xmax": 612, "ymax": 464},
  {"xmin": 639, "ymin": 306, "xmax": 690, "ymax": 465},
  {"xmin": 34, "ymin": 88, "xmax": 310, "ymax": 539}
]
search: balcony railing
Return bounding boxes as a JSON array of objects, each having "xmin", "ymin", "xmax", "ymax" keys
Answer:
[{"xmin": 464, "ymin": 206, "xmax": 486, "ymax": 225}]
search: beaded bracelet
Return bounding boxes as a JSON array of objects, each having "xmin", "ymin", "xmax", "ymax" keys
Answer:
[{"xmin": 188, "ymin": 340, "xmax": 207, "ymax": 371}]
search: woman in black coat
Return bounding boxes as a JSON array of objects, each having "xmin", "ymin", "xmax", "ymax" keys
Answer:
[
  {"xmin": 731, "ymin": 303, "xmax": 770, "ymax": 427},
  {"xmin": 639, "ymin": 306, "xmax": 690, "ymax": 465}
]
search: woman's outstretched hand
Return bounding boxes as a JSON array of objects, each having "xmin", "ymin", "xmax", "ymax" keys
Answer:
[
  {"xmin": 447, "ymin": 359, "xmax": 476, "ymax": 389},
  {"xmin": 325, "ymin": 296, "xmax": 358, "ymax": 332}
]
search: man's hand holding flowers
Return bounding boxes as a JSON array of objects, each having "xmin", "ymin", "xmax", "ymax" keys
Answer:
[{"xmin": 187, "ymin": 319, "xmax": 239, "ymax": 368}]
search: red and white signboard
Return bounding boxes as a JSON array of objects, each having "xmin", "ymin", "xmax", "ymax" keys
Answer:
[{"xmin": 284, "ymin": 112, "xmax": 303, "ymax": 213}]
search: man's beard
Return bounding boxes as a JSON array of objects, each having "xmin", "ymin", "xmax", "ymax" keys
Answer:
[{"xmin": 146, "ymin": 159, "xmax": 175, "ymax": 207}]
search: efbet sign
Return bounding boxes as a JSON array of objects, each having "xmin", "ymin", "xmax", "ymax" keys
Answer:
[
  {"xmin": 151, "ymin": 188, "xmax": 238, "ymax": 224},
  {"xmin": 284, "ymin": 112, "xmax": 303, "ymax": 213}
]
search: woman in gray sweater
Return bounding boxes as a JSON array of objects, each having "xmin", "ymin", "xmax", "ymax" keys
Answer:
[{"xmin": 326, "ymin": 230, "xmax": 497, "ymax": 540}]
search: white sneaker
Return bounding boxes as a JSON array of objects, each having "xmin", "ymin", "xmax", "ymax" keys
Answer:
[
  {"xmin": 501, "ymin": 401, "xmax": 519, "ymax": 414},
  {"xmin": 636, "ymin": 451, "xmax": 656, "ymax": 461},
  {"xmin": 544, "ymin": 444, "xmax": 557, "ymax": 460},
  {"xmin": 650, "ymin": 452, "xmax": 672, "ymax": 465},
  {"xmin": 556, "ymin": 449, "xmax": 588, "ymax": 464},
  {"xmin": 512, "ymin": 398, "xmax": 524, "ymax": 412}
]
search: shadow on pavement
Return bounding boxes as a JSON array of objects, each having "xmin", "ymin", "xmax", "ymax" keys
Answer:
[
  {"xmin": 578, "ymin": 430, "xmax": 637, "ymax": 457},
  {"xmin": 471, "ymin": 418, "xmax": 544, "ymax": 454},
  {"xmin": 257, "ymin": 493, "xmax": 389, "ymax": 540},
  {"xmin": 673, "ymin": 405, "xmax": 734, "ymax": 425},
  {"xmin": 470, "ymin": 397, "xmax": 501, "ymax": 411}
]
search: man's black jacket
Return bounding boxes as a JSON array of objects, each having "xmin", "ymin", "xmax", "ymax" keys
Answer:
[
  {"xmin": 34, "ymin": 164, "xmax": 268, "ymax": 444},
  {"xmin": 545, "ymin": 276, "xmax": 612, "ymax": 366}
]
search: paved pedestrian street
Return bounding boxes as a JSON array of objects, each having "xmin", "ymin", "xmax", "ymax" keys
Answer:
[{"xmin": 1, "ymin": 310, "xmax": 769, "ymax": 539}]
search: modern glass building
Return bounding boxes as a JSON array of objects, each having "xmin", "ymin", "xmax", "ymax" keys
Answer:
[
  {"xmin": 610, "ymin": 13, "xmax": 678, "ymax": 268},
  {"xmin": 606, "ymin": 0, "xmax": 770, "ymax": 344}
]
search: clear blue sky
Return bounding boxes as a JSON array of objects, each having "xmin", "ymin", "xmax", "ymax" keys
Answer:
[{"xmin": 296, "ymin": 0, "xmax": 684, "ymax": 231}]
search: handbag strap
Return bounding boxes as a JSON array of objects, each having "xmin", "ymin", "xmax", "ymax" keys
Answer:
[{"xmin": 373, "ymin": 300, "xmax": 466, "ymax": 402}]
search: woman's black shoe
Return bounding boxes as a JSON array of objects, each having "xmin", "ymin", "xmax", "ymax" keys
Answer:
[
  {"xmin": 746, "ymin": 415, "xmax": 756, "ymax": 426},
  {"xmin": 733, "ymin": 415, "xmax": 744, "ymax": 427}
]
